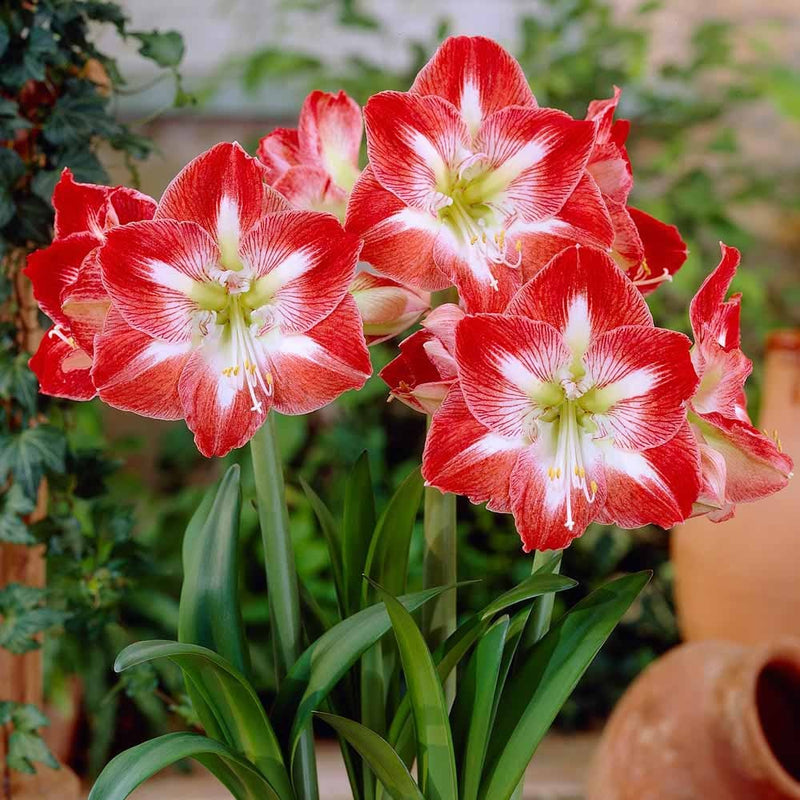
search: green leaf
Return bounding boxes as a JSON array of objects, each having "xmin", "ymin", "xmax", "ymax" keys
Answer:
[
  {"xmin": 42, "ymin": 82, "xmax": 119, "ymax": 148},
  {"xmin": 453, "ymin": 616, "xmax": 509, "ymax": 800},
  {"xmin": 0, "ymin": 425, "xmax": 66, "ymax": 501},
  {"xmin": 0, "ymin": 21, "xmax": 9, "ymax": 61},
  {"xmin": 315, "ymin": 713, "xmax": 423, "ymax": 800},
  {"xmin": 0, "ymin": 584, "xmax": 67, "ymax": 654},
  {"xmin": 481, "ymin": 572, "xmax": 650, "ymax": 800},
  {"xmin": 0, "ymin": 702, "xmax": 58, "ymax": 775},
  {"xmin": 87, "ymin": 732, "xmax": 282, "ymax": 800},
  {"xmin": 179, "ymin": 465, "xmax": 250, "ymax": 675},
  {"xmin": 369, "ymin": 581, "xmax": 457, "ymax": 800},
  {"xmin": 342, "ymin": 452, "xmax": 375, "ymax": 616},
  {"xmin": 0, "ymin": 148, "xmax": 25, "ymax": 228},
  {"xmin": 0, "ymin": 483, "xmax": 36, "ymax": 545},
  {"xmin": 130, "ymin": 30, "xmax": 185, "ymax": 68},
  {"xmin": 480, "ymin": 571, "xmax": 576, "ymax": 621},
  {"xmin": 0, "ymin": 352, "xmax": 39, "ymax": 415},
  {"xmin": 114, "ymin": 640, "xmax": 291, "ymax": 799},
  {"xmin": 273, "ymin": 585, "xmax": 453, "ymax": 754}
]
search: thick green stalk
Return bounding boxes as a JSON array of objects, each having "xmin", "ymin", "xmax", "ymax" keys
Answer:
[
  {"xmin": 422, "ymin": 486, "xmax": 457, "ymax": 702},
  {"xmin": 250, "ymin": 416, "xmax": 318, "ymax": 800}
]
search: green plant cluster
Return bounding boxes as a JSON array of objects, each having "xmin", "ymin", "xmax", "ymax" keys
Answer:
[{"xmin": 0, "ymin": 0, "xmax": 185, "ymax": 778}]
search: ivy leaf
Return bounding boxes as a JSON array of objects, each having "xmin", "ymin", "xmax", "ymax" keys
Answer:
[
  {"xmin": 42, "ymin": 81, "xmax": 120, "ymax": 148},
  {"xmin": 10, "ymin": 194, "xmax": 54, "ymax": 246},
  {"xmin": 0, "ymin": 351, "xmax": 39, "ymax": 415},
  {"xmin": 19, "ymin": 26, "xmax": 62, "ymax": 84},
  {"xmin": 0, "ymin": 484, "xmax": 35, "ymax": 545},
  {"xmin": 0, "ymin": 148, "xmax": 26, "ymax": 228},
  {"xmin": 0, "ymin": 21, "xmax": 10, "ymax": 61},
  {"xmin": 0, "ymin": 425, "xmax": 67, "ymax": 501},
  {"xmin": 131, "ymin": 30, "xmax": 185, "ymax": 68},
  {"xmin": 0, "ymin": 97, "xmax": 32, "ymax": 141},
  {"xmin": 0, "ymin": 584, "xmax": 67, "ymax": 654},
  {"xmin": 0, "ymin": 703, "xmax": 59, "ymax": 775}
]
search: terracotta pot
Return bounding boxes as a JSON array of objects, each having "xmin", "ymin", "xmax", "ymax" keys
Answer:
[
  {"xmin": 672, "ymin": 330, "xmax": 800, "ymax": 644},
  {"xmin": 587, "ymin": 639, "xmax": 800, "ymax": 800}
]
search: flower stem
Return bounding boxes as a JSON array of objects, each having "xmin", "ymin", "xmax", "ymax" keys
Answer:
[{"xmin": 250, "ymin": 416, "xmax": 318, "ymax": 800}]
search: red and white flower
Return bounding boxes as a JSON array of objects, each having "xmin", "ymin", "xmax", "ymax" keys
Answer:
[
  {"xmin": 379, "ymin": 303, "xmax": 464, "ymax": 414},
  {"xmin": 687, "ymin": 244, "xmax": 793, "ymax": 520},
  {"xmin": 25, "ymin": 169, "xmax": 156, "ymax": 400},
  {"xmin": 422, "ymin": 245, "xmax": 701, "ymax": 551},
  {"xmin": 91, "ymin": 142, "xmax": 371, "ymax": 457},
  {"xmin": 346, "ymin": 36, "xmax": 608, "ymax": 313},
  {"xmin": 349, "ymin": 272, "xmax": 430, "ymax": 345},
  {"xmin": 258, "ymin": 90, "xmax": 362, "ymax": 220}
]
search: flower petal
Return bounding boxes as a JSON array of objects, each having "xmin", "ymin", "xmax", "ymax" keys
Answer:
[
  {"xmin": 693, "ymin": 411, "xmax": 793, "ymax": 505},
  {"xmin": 597, "ymin": 421, "xmax": 700, "ymax": 529},
  {"xmin": 628, "ymin": 207, "xmax": 688, "ymax": 293},
  {"xmin": 510, "ymin": 436, "xmax": 607, "ymax": 551},
  {"xmin": 61, "ymin": 250, "xmax": 109, "ymax": 355},
  {"xmin": 242, "ymin": 210, "xmax": 360, "ymax": 333},
  {"xmin": 108, "ymin": 186, "xmax": 158, "ymax": 226},
  {"xmin": 298, "ymin": 90, "xmax": 362, "ymax": 191},
  {"xmin": 24, "ymin": 232, "xmax": 101, "ymax": 324},
  {"xmin": 52, "ymin": 169, "xmax": 110, "ymax": 239},
  {"xmin": 586, "ymin": 88, "xmax": 633, "ymax": 203},
  {"xmin": 689, "ymin": 243, "xmax": 742, "ymax": 349},
  {"xmin": 156, "ymin": 142, "xmax": 288, "ymax": 246},
  {"xmin": 584, "ymin": 326, "xmax": 697, "ymax": 449},
  {"xmin": 29, "ymin": 328, "xmax": 95, "ymax": 401},
  {"xmin": 455, "ymin": 314, "xmax": 570, "ymax": 438},
  {"xmin": 507, "ymin": 246, "xmax": 652, "ymax": 350},
  {"xmin": 257, "ymin": 128, "xmax": 301, "ymax": 184},
  {"xmin": 100, "ymin": 219, "xmax": 219, "ymax": 342},
  {"xmin": 420, "ymin": 302, "xmax": 464, "ymax": 354},
  {"xmin": 422, "ymin": 387, "xmax": 524, "ymax": 511},
  {"xmin": 345, "ymin": 166, "xmax": 450, "ymax": 291},
  {"xmin": 410, "ymin": 35, "xmax": 536, "ymax": 136},
  {"xmin": 92, "ymin": 308, "xmax": 191, "ymax": 420},
  {"xmin": 364, "ymin": 92, "xmax": 470, "ymax": 212},
  {"xmin": 263, "ymin": 295, "xmax": 371, "ymax": 415},
  {"xmin": 350, "ymin": 272, "xmax": 429, "ymax": 345},
  {"xmin": 475, "ymin": 107, "xmax": 596, "ymax": 223},
  {"xmin": 272, "ymin": 165, "xmax": 348, "ymax": 217},
  {"xmin": 607, "ymin": 200, "xmax": 644, "ymax": 273}
]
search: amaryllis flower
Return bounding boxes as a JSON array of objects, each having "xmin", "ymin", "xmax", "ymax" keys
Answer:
[
  {"xmin": 584, "ymin": 88, "xmax": 688, "ymax": 292},
  {"xmin": 258, "ymin": 90, "xmax": 362, "ymax": 219},
  {"xmin": 422, "ymin": 245, "xmax": 701, "ymax": 551},
  {"xmin": 25, "ymin": 169, "xmax": 156, "ymax": 400},
  {"xmin": 687, "ymin": 244, "xmax": 793, "ymax": 520},
  {"xmin": 91, "ymin": 142, "xmax": 371, "ymax": 458},
  {"xmin": 346, "ymin": 36, "xmax": 610, "ymax": 313},
  {"xmin": 349, "ymin": 272, "xmax": 430, "ymax": 345},
  {"xmin": 380, "ymin": 303, "xmax": 464, "ymax": 414}
]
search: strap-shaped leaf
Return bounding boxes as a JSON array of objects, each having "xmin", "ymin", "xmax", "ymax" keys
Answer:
[
  {"xmin": 179, "ymin": 465, "xmax": 250, "ymax": 675},
  {"xmin": 274, "ymin": 586, "xmax": 454, "ymax": 756},
  {"xmin": 342, "ymin": 451, "xmax": 375, "ymax": 616},
  {"xmin": 480, "ymin": 571, "xmax": 650, "ymax": 800},
  {"xmin": 115, "ymin": 640, "xmax": 292, "ymax": 800},
  {"xmin": 370, "ymin": 580, "xmax": 457, "ymax": 800},
  {"xmin": 88, "ymin": 732, "xmax": 282, "ymax": 800},
  {"xmin": 315, "ymin": 713, "xmax": 424, "ymax": 800}
]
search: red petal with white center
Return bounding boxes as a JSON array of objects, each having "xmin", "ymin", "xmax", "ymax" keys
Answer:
[
  {"xmin": 597, "ymin": 421, "xmax": 700, "ymax": 530},
  {"xmin": 410, "ymin": 36, "xmax": 536, "ymax": 136},
  {"xmin": 691, "ymin": 338, "xmax": 752, "ymax": 420},
  {"xmin": 689, "ymin": 243, "xmax": 742, "ymax": 349},
  {"xmin": 29, "ymin": 328, "xmax": 95, "ymax": 401},
  {"xmin": 511, "ymin": 174, "xmax": 615, "ymax": 282},
  {"xmin": 507, "ymin": 245, "xmax": 652, "ymax": 349},
  {"xmin": 692, "ymin": 435, "xmax": 732, "ymax": 520},
  {"xmin": 628, "ymin": 207, "xmax": 688, "ymax": 293},
  {"xmin": 586, "ymin": 87, "xmax": 622, "ymax": 140},
  {"xmin": 257, "ymin": 128, "xmax": 301, "ymax": 184},
  {"xmin": 298, "ymin": 90, "xmax": 362, "ymax": 190},
  {"xmin": 156, "ymin": 142, "xmax": 285, "ymax": 246},
  {"xmin": 92, "ymin": 308, "xmax": 191, "ymax": 420},
  {"xmin": 694, "ymin": 411, "xmax": 793, "ymax": 505},
  {"xmin": 24, "ymin": 232, "xmax": 101, "ymax": 324},
  {"xmin": 61, "ymin": 250, "xmax": 109, "ymax": 355},
  {"xmin": 350, "ymin": 272, "xmax": 429, "ymax": 345},
  {"xmin": 242, "ymin": 210, "xmax": 360, "ymax": 334},
  {"xmin": 607, "ymin": 200, "xmax": 644, "ymax": 273},
  {"xmin": 52, "ymin": 169, "xmax": 110, "ymax": 239},
  {"xmin": 107, "ymin": 186, "xmax": 157, "ymax": 226},
  {"xmin": 273, "ymin": 165, "xmax": 348, "ymax": 216},
  {"xmin": 422, "ymin": 387, "xmax": 524, "ymax": 512},
  {"xmin": 510, "ymin": 436, "xmax": 607, "ymax": 552},
  {"xmin": 177, "ymin": 347, "xmax": 269, "ymax": 458},
  {"xmin": 475, "ymin": 107, "xmax": 596, "ymax": 223},
  {"xmin": 364, "ymin": 92, "xmax": 470, "ymax": 212},
  {"xmin": 345, "ymin": 166, "xmax": 450, "ymax": 291},
  {"xmin": 588, "ymin": 142, "xmax": 633, "ymax": 204},
  {"xmin": 100, "ymin": 219, "xmax": 218, "ymax": 342},
  {"xmin": 433, "ymin": 230, "xmax": 521, "ymax": 313},
  {"xmin": 421, "ymin": 302, "xmax": 464, "ymax": 355},
  {"xmin": 380, "ymin": 329, "xmax": 454, "ymax": 414},
  {"xmin": 455, "ymin": 314, "xmax": 570, "ymax": 438},
  {"xmin": 263, "ymin": 295, "xmax": 371, "ymax": 415},
  {"xmin": 584, "ymin": 325, "xmax": 697, "ymax": 449}
]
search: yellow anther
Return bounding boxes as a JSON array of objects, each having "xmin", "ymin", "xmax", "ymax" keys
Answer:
[
  {"xmin": 481, "ymin": 232, "xmax": 487, "ymax": 244},
  {"xmin": 498, "ymin": 229, "xmax": 506, "ymax": 249},
  {"xmin": 266, "ymin": 372, "xmax": 273, "ymax": 387},
  {"xmin": 777, "ymin": 438, "xmax": 783, "ymax": 453},
  {"xmin": 590, "ymin": 480, "xmax": 598, "ymax": 494},
  {"xmin": 555, "ymin": 467, "xmax": 562, "ymax": 479},
  {"xmin": 470, "ymin": 234, "xmax": 478, "ymax": 245},
  {"xmin": 516, "ymin": 239, "xmax": 522, "ymax": 252},
  {"xmin": 548, "ymin": 467, "xmax": 555, "ymax": 480}
]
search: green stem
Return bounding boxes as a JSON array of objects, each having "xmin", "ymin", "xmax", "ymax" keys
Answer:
[
  {"xmin": 422, "ymin": 486, "xmax": 457, "ymax": 702},
  {"xmin": 250, "ymin": 416, "xmax": 318, "ymax": 800}
]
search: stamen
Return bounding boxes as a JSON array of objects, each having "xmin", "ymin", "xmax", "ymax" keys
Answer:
[
  {"xmin": 48, "ymin": 325, "xmax": 77, "ymax": 349},
  {"xmin": 632, "ymin": 268, "xmax": 672, "ymax": 289}
]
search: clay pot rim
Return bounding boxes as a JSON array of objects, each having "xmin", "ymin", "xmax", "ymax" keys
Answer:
[
  {"xmin": 767, "ymin": 329, "xmax": 800, "ymax": 352},
  {"xmin": 743, "ymin": 638, "xmax": 800, "ymax": 798}
]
